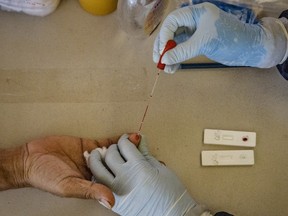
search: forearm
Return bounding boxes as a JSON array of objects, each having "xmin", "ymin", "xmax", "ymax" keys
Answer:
[{"xmin": 0, "ymin": 145, "xmax": 28, "ymax": 191}]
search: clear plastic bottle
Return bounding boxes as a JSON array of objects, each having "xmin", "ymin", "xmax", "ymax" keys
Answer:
[{"xmin": 117, "ymin": 0, "xmax": 169, "ymax": 38}]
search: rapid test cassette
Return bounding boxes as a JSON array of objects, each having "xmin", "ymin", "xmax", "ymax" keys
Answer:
[
  {"xmin": 204, "ymin": 129, "xmax": 256, "ymax": 147},
  {"xmin": 201, "ymin": 150, "xmax": 255, "ymax": 166}
]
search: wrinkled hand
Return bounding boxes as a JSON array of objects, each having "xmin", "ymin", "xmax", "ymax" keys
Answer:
[
  {"xmin": 24, "ymin": 135, "xmax": 121, "ymax": 207},
  {"xmin": 153, "ymin": 2, "xmax": 288, "ymax": 73},
  {"xmin": 86, "ymin": 134, "xmax": 206, "ymax": 216}
]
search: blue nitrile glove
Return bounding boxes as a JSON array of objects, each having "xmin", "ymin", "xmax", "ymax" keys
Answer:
[
  {"xmin": 153, "ymin": 2, "xmax": 288, "ymax": 74},
  {"xmin": 87, "ymin": 134, "xmax": 209, "ymax": 216}
]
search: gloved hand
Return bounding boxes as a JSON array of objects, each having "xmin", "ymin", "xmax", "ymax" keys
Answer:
[
  {"xmin": 153, "ymin": 2, "xmax": 288, "ymax": 74},
  {"xmin": 86, "ymin": 134, "xmax": 208, "ymax": 216},
  {"xmin": 0, "ymin": 0, "xmax": 60, "ymax": 16}
]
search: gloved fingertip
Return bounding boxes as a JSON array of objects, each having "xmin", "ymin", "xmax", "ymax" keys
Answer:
[
  {"xmin": 164, "ymin": 62, "xmax": 180, "ymax": 74},
  {"xmin": 83, "ymin": 151, "xmax": 90, "ymax": 159},
  {"xmin": 83, "ymin": 151, "xmax": 90, "ymax": 166},
  {"xmin": 161, "ymin": 53, "xmax": 173, "ymax": 65},
  {"xmin": 95, "ymin": 147, "xmax": 107, "ymax": 160},
  {"xmin": 164, "ymin": 67, "xmax": 177, "ymax": 74},
  {"xmin": 153, "ymin": 56, "xmax": 160, "ymax": 64},
  {"xmin": 119, "ymin": 133, "xmax": 129, "ymax": 140}
]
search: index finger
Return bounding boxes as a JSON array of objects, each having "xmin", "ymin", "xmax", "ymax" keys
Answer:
[
  {"xmin": 81, "ymin": 135, "xmax": 121, "ymax": 153},
  {"xmin": 158, "ymin": 7, "xmax": 195, "ymax": 52},
  {"xmin": 117, "ymin": 134, "xmax": 145, "ymax": 162}
]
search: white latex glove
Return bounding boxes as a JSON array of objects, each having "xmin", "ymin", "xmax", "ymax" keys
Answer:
[
  {"xmin": 153, "ymin": 2, "xmax": 288, "ymax": 74},
  {"xmin": 86, "ymin": 134, "xmax": 207, "ymax": 216},
  {"xmin": 0, "ymin": 0, "xmax": 60, "ymax": 16}
]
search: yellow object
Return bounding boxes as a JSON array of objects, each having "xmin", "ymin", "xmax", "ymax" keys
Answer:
[{"xmin": 79, "ymin": 0, "xmax": 118, "ymax": 16}]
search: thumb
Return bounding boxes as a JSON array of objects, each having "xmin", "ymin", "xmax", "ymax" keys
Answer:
[
  {"xmin": 137, "ymin": 135, "xmax": 163, "ymax": 168},
  {"xmin": 162, "ymin": 33, "xmax": 203, "ymax": 65},
  {"xmin": 62, "ymin": 178, "xmax": 115, "ymax": 209}
]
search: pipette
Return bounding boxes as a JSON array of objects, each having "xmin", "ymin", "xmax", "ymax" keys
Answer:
[{"xmin": 138, "ymin": 40, "xmax": 177, "ymax": 134}]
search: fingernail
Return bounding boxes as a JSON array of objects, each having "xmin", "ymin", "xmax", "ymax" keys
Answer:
[{"xmin": 98, "ymin": 199, "xmax": 112, "ymax": 209}]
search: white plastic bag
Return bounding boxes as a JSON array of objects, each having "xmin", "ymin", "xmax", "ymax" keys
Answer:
[{"xmin": 0, "ymin": 0, "xmax": 60, "ymax": 16}]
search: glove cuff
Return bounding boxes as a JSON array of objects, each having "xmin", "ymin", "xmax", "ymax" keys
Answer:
[{"xmin": 277, "ymin": 10, "xmax": 288, "ymax": 80}]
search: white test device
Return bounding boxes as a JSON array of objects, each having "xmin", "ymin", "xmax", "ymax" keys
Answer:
[
  {"xmin": 204, "ymin": 129, "xmax": 256, "ymax": 147},
  {"xmin": 201, "ymin": 150, "xmax": 255, "ymax": 166}
]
